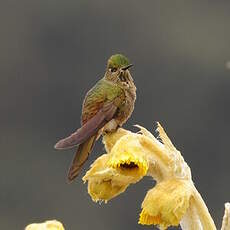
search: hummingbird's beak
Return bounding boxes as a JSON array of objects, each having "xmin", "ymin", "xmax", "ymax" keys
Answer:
[{"xmin": 122, "ymin": 64, "xmax": 133, "ymax": 71}]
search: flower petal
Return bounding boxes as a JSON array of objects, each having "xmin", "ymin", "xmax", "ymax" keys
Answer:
[
  {"xmin": 25, "ymin": 220, "xmax": 64, "ymax": 230},
  {"xmin": 139, "ymin": 179, "xmax": 193, "ymax": 229},
  {"xmin": 108, "ymin": 134, "xmax": 148, "ymax": 180},
  {"xmin": 103, "ymin": 128, "xmax": 131, "ymax": 153},
  {"xmin": 83, "ymin": 133, "xmax": 149, "ymax": 202},
  {"xmin": 83, "ymin": 154, "xmax": 136, "ymax": 202}
]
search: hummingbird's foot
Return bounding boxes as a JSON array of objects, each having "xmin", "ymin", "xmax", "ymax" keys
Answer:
[{"xmin": 103, "ymin": 119, "xmax": 118, "ymax": 135}]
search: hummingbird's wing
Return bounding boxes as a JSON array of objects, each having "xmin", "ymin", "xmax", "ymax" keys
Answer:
[
  {"xmin": 54, "ymin": 79, "xmax": 125, "ymax": 150},
  {"xmin": 54, "ymin": 101, "xmax": 117, "ymax": 149}
]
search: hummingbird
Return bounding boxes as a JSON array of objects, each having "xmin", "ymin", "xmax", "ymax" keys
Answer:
[{"xmin": 54, "ymin": 54, "xmax": 136, "ymax": 182}]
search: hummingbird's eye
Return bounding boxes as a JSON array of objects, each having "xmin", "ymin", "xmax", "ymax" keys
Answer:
[{"xmin": 109, "ymin": 67, "xmax": 117, "ymax": 73}]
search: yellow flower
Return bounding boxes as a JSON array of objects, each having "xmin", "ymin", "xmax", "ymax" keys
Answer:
[
  {"xmin": 83, "ymin": 124, "xmax": 218, "ymax": 229},
  {"xmin": 25, "ymin": 220, "xmax": 64, "ymax": 230},
  {"xmin": 83, "ymin": 131, "xmax": 148, "ymax": 202},
  {"xmin": 103, "ymin": 128, "xmax": 130, "ymax": 153},
  {"xmin": 108, "ymin": 133, "xmax": 148, "ymax": 179},
  {"xmin": 83, "ymin": 154, "xmax": 129, "ymax": 202},
  {"xmin": 139, "ymin": 179, "xmax": 193, "ymax": 229}
]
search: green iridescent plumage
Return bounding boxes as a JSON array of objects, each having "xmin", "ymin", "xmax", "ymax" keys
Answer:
[{"xmin": 82, "ymin": 79, "xmax": 125, "ymax": 125}]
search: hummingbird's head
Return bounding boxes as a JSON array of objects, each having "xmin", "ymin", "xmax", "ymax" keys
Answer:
[{"xmin": 105, "ymin": 54, "xmax": 134, "ymax": 89}]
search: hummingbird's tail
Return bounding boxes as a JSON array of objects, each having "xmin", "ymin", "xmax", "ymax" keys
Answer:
[{"xmin": 67, "ymin": 135, "xmax": 97, "ymax": 182}]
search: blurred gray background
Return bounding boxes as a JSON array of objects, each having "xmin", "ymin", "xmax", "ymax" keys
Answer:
[{"xmin": 1, "ymin": 1, "xmax": 230, "ymax": 229}]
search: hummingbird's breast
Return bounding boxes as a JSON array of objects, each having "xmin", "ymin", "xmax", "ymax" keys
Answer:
[{"xmin": 116, "ymin": 85, "xmax": 136, "ymax": 126}]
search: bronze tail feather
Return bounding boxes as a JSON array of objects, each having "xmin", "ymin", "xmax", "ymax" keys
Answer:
[{"xmin": 67, "ymin": 135, "xmax": 97, "ymax": 182}]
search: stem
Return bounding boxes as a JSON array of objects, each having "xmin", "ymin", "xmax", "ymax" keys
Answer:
[
  {"xmin": 192, "ymin": 184, "xmax": 216, "ymax": 230},
  {"xmin": 221, "ymin": 203, "xmax": 230, "ymax": 230},
  {"xmin": 180, "ymin": 200, "xmax": 203, "ymax": 230}
]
